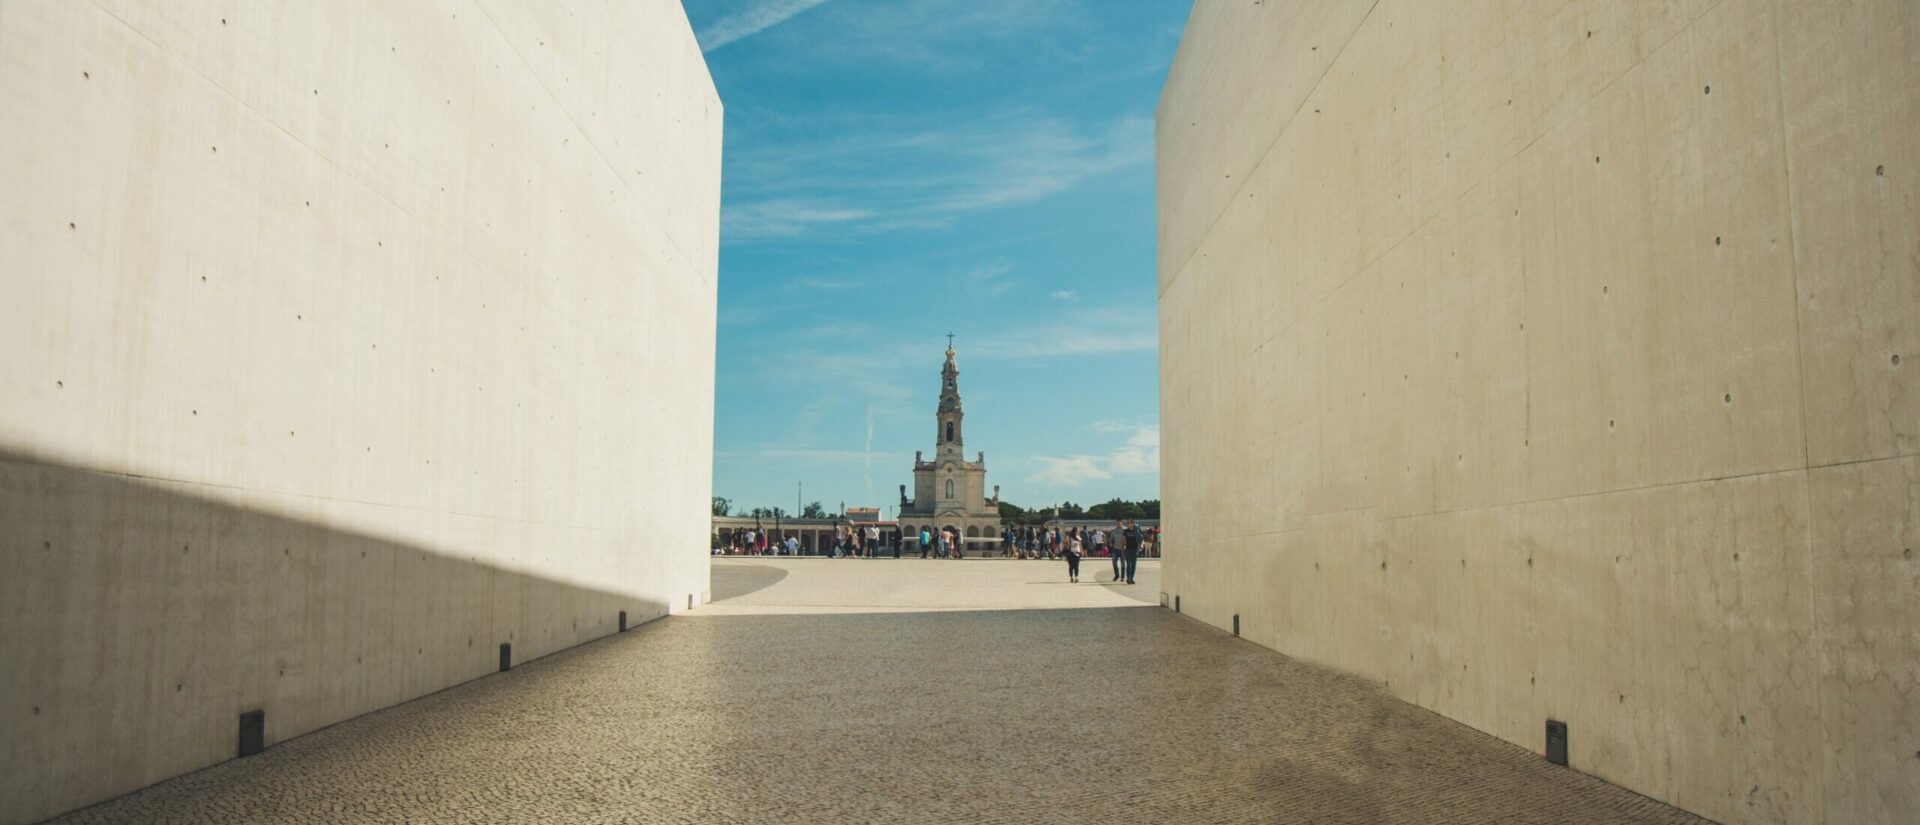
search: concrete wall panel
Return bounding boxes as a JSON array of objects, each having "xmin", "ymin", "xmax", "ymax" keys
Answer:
[
  {"xmin": 0, "ymin": 1, "xmax": 718, "ymax": 822},
  {"xmin": 1158, "ymin": 0, "xmax": 1916, "ymax": 822}
]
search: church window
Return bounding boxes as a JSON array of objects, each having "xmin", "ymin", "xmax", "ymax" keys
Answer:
[
  {"xmin": 945, "ymin": 422, "xmax": 954, "ymax": 442},
  {"xmin": 946, "ymin": 479, "xmax": 954, "ymax": 498}
]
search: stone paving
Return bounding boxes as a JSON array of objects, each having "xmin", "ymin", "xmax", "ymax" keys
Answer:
[{"xmin": 48, "ymin": 558, "xmax": 1708, "ymax": 824}]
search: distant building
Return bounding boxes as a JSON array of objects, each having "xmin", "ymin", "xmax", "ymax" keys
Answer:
[{"xmin": 896, "ymin": 341, "xmax": 1001, "ymax": 553}]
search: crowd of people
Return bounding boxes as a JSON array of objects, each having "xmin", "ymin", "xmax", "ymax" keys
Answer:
[
  {"xmin": 997, "ymin": 520, "xmax": 1155, "ymax": 584},
  {"xmin": 720, "ymin": 524, "xmax": 888, "ymax": 557},
  {"xmin": 717, "ymin": 521, "xmax": 1159, "ymax": 586}
]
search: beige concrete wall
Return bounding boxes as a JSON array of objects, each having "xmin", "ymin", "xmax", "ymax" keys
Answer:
[
  {"xmin": 1157, "ymin": 1, "xmax": 1915, "ymax": 822},
  {"xmin": 0, "ymin": 1, "xmax": 719, "ymax": 822}
]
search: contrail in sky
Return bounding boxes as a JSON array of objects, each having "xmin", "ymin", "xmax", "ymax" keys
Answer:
[
  {"xmin": 863, "ymin": 405, "xmax": 875, "ymax": 505},
  {"xmin": 697, "ymin": 0, "xmax": 831, "ymax": 52}
]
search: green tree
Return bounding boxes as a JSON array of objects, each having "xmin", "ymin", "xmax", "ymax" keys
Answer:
[
  {"xmin": 801, "ymin": 501, "xmax": 828, "ymax": 519},
  {"xmin": 711, "ymin": 496, "xmax": 731, "ymax": 517},
  {"xmin": 997, "ymin": 500, "xmax": 1029, "ymax": 523}
]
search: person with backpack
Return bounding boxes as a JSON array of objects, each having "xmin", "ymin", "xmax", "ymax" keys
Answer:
[{"xmin": 1063, "ymin": 530, "xmax": 1083, "ymax": 582}]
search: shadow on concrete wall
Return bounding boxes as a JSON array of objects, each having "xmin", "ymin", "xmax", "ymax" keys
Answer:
[{"xmin": 0, "ymin": 447, "xmax": 671, "ymax": 825}]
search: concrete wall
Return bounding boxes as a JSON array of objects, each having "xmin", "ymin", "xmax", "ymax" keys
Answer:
[
  {"xmin": 1156, "ymin": 1, "xmax": 1915, "ymax": 823},
  {"xmin": 0, "ymin": 1, "xmax": 719, "ymax": 822}
]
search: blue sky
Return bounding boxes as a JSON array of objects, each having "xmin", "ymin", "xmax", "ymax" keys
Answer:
[{"xmin": 685, "ymin": 0, "xmax": 1191, "ymax": 517}]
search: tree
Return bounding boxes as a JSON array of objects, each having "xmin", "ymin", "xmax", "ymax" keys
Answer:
[
  {"xmin": 711, "ymin": 497, "xmax": 731, "ymax": 517},
  {"xmin": 801, "ymin": 501, "xmax": 827, "ymax": 519},
  {"xmin": 1083, "ymin": 498, "xmax": 1153, "ymax": 520},
  {"xmin": 997, "ymin": 500, "xmax": 1030, "ymax": 523}
]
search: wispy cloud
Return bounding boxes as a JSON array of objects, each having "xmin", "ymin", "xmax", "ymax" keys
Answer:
[
  {"xmin": 970, "ymin": 306, "xmax": 1157, "ymax": 359},
  {"xmin": 722, "ymin": 111, "xmax": 1153, "ymax": 242},
  {"xmin": 793, "ymin": 0, "xmax": 1077, "ymax": 69},
  {"xmin": 723, "ymin": 198, "xmax": 873, "ymax": 240},
  {"xmin": 796, "ymin": 276, "xmax": 861, "ymax": 291},
  {"xmin": 964, "ymin": 261, "xmax": 1016, "ymax": 296},
  {"xmin": 1028, "ymin": 422, "xmax": 1159, "ymax": 487},
  {"xmin": 717, "ymin": 447, "xmax": 913, "ymax": 463},
  {"xmin": 697, "ymin": 0, "xmax": 832, "ymax": 52},
  {"xmin": 1050, "ymin": 290, "xmax": 1079, "ymax": 303}
]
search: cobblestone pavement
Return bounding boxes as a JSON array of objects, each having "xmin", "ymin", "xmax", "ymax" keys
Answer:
[{"xmin": 49, "ymin": 559, "xmax": 1706, "ymax": 824}]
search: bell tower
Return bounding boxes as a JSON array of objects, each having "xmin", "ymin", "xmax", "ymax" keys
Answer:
[
  {"xmin": 896, "ymin": 335, "xmax": 1001, "ymax": 552},
  {"xmin": 936, "ymin": 334, "xmax": 963, "ymax": 459}
]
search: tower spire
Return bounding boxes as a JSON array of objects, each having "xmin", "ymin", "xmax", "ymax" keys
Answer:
[{"xmin": 937, "ymin": 339, "xmax": 963, "ymax": 453}]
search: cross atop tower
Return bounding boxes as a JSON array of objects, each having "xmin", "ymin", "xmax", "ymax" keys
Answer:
[{"xmin": 946, "ymin": 332, "xmax": 954, "ymax": 350}]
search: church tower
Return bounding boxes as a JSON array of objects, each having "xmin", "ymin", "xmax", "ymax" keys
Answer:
[
  {"xmin": 895, "ymin": 336, "xmax": 1001, "ymax": 555},
  {"xmin": 936, "ymin": 337, "xmax": 963, "ymax": 459}
]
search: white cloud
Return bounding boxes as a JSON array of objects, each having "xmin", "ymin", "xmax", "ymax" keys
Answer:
[
  {"xmin": 1027, "ymin": 423, "xmax": 1159, "ymax": 487},
  {"xmin": 796, "ymin": 276, "xmax": 861, "ymax": 291},
  {"xmin": 807, "ymin": 0, "xmax": 1075, "ymax": 68},
  {"xmin": 723, "ymin": 199, "xmax": 873, "ymax": 239},
  {"xmin": 964, "ymin": 261, "xmax": 1016, "ymax": 296},
  {"xmin": 1029, "ymin": 456, "xmax": 1112, "ymax": 486},
  {"xmin": 716, "ymin": 447, "xmax": 913, "ymax": 463},
  {"xmin": 923, "ymin": 115, "xmax": 1152, "ymax": 214},
  {"xmin": 723, "ymin": 111, "xmax": 1153, "ymax": 242},
  {"xmin": 971, "ymin": 307, "xmax": 1157, "ymax": 359},
  {"xmin": 1050, "ymin": 290, "xmax": 1079, "ymax": 302},
  {"xmin": 698, "ymin": 0, "xmax": 833, "ymax": 52}
]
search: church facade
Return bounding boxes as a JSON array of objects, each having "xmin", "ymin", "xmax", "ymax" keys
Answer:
[{"xmin": 897, "ymin": 341, "xmax": 1002, "ymax": 552}]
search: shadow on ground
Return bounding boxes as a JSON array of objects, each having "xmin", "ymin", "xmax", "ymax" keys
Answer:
[
  {"xmin": 711, "ymin": 563, "xmax": 789, "ymax": 601},
  {"xmin": 45, "ymin": 600, "xmax": 1708, "ymax": 824}
]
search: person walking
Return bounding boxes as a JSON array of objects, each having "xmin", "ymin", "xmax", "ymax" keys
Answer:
[
  {"xmin": 1123, "ymin": 519, "xmax": 1143, "ymax": 584},
  {"xmin": 919, "ymin": 527, "xmax": 932, "ymax": 559},
  {"xmin": 1104, "ymin": 523, "xmax": 1122, "ymax": 581},
  {"xmin": 1064, "ymin": 531, "xmax": 1082, "ymax": 582}
]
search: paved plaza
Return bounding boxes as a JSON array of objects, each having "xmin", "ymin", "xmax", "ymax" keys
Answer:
[{"xmin": 49, "ymin": 559, "xmax": 1706, "ymax": 824}]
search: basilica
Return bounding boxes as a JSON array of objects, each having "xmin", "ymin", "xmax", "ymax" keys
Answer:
[{"xmin": 896, "ymin": 340, "xmax": 1002, "ymax": 552}]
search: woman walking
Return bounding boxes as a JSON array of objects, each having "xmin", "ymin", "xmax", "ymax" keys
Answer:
[{"xmin": 1064, "ymin": 530, "xmax": 1083, "ymax": 582}]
